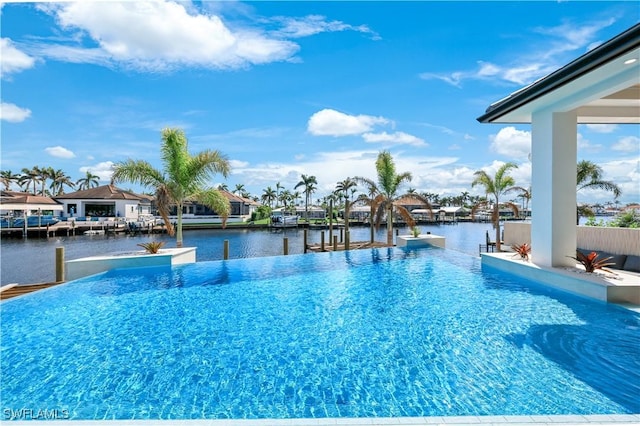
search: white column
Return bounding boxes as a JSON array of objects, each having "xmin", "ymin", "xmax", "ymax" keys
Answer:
[{"xmin": 531, "ymin": 109, "xmax": 577, "ymax": 267}]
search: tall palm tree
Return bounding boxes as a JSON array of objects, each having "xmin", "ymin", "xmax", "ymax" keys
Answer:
[
  {"xmin": 0, "ymin": 170, "xmax": 19, "ymax": 191},
  {"xmin": 294, "ymin": 174, "xmax": 318, "ymax": 222},
  {"xmin": 275, "ymin": 182, "xmax": 283, "ymax": 207},
  {"xmin": 111, "ymin": 127, "xmax": 231, "ymax": 248},
  {"xmin": 217, "ymin": 183, "xmax": 229, "ymax": 191},
  {"xmin": 261, "ymin": 186, "xmax": 277, "ymax": 209},
  {"xmin": 49, "ymin": 169, "xmax": 75, "ymax": 196},
  {"xmin": 76, "ymin": 171, "xmax": 100, "ymax": 190},
  {"xmin": 335, "ymin": 177, "xmax": 358, "ymax": 235},
  {"xmin": 355, "ymin": 180, "xmax": 380, "ymax": 243},
  {"xmin": 576, "ymin": 159, "xmax": 621, "ymax": 224},
  {"xmin": 356, "ymin": 150, "xmax": 432, "ymax": 246},
  {"xmin": 19, "ymin": 167, "xmax": 41, "ymax": 194},
  {"xmin": 471, "ymin": 162, "xmax": 522, "ymax": 252},
  {"xmin": 38, "ymin": 166, "xmax": 54, "ymax": 196}
]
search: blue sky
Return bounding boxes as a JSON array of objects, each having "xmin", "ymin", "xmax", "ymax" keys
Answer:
[{"xmin": 1, "ymin": 1, "xmax": 639, "ymax": 205}]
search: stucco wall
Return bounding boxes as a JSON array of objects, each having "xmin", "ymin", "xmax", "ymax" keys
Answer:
[{"xmin": 503, "ymin": 222, "xmax": 640, "ymax": 256}]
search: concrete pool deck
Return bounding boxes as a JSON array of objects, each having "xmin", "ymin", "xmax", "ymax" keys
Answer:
[
  {"xmin": 481, "ymin": 252, "xmax": 640, "ymax": 309},
  {"xmin": 11, "ymin": 414, "xmax": 640, "ymax": 425}
]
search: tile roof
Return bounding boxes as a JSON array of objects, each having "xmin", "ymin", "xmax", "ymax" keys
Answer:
[
  {"xmin": 53, "ymin": 184, "xmax": 149, "ymax": 201},
  {"xmin": 0, "ymin": 191, "xmax": 61, "ymax": 206}
]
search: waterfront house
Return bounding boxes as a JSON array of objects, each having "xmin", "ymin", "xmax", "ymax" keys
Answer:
[
  {"xmin": 53, "ymin": 184, "xmax": 152, "ymax": 220},
  {"xmin": 172, "ymin": 190, "xmax": 259, "ymax": 219},
  {"xmin": 0, "ymin": 191, "xmax": 63, "ymax": 218}
]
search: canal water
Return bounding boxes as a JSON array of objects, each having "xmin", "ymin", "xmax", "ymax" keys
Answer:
[{"xmin": 1, "ymin": 222, "xmax": 501, "ymax": 285}]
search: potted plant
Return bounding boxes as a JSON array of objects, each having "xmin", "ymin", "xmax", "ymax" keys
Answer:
[
  {"xmin": 411, "ymin": 226, "xmax": 421, "ymax": 238},
  {"xmin": 137, "ymin": 241, "xmax": 166, "ymax": 254}
]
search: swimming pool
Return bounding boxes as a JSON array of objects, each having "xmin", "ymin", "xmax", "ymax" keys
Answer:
[{"xmin": 1, "ymin": 247, "xmax": 639, "ymax": 420}]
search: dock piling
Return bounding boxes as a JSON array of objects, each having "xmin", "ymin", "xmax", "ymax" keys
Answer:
[
  {"xmin": 283, "ymin": 237, "xmax": 289, "ymax": 255},
  {"xmin": 303, "ymin": 229, "xmax": 308, "ymax": 253},
  {"xmin": 55, "ymin": 247, "xmax": 65, "ymax": 282},
  {"xmin": 223, "ymin": 240, "xmax": 229, "ymax": 260}
]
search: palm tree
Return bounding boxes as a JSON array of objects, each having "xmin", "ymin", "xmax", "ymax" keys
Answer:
[
  {"xmin": 76, "ymin": 171, "xmax": 100, "ymax": 190},
  {"xmin": 275, "ymin": 182, "xmax": 283, "ymax": 207},
  {"xmin": 233, "ymin": 183, "xmax": 246, "ymax": 197},
  {"xmin": 356, "ymin": 150, "xmax": 432, "ymax": 246},
  {"xmin": 471, "ymin": 162, "xmax": 522, "ymax": 252},
  {"xmin": 335, "ymin": 177, "xmax": 358, "ymax": 235},
  {"xmin": 49, "ymin": 169, "xmax": 75, "ymax": 196},
  {"xmin": 111, "ymin": 127, "xmax": 231, "ymax": 248},
  {"xmin": 355, "ymin": 180, "xmax": 380, "ymax": 243},
  {"xmin": 38, "ymin": 166, "xmax": 54, "ymax": 196},
  {"xmin": 460, "ymin": 191, "xmax": 470, "ymax": 207},
  {"xmin": 279, "ymin": 189, "xmax": 293, "ymax": 212},
  {"xmin": 576, "ymin": 159, "xmax": 622, "ymax": 224},
  {"xmin": 261, "ymin": 186, "xmax": 277, "ymax": 209},
  {"xmin": 518, "ymin": 186, "xmax": 531, "ymax": 219},
  {"xmin": 0, "ymin": 170, "xmax": 19, "ymax": 191},
  {"xmin": 294, "ymin": 174, "xmax": 318, "ymax": 222},
  {"xmin": 217, "ymin": 183, "xmax": 229, "ymax": 191},
  {"xmin": 19, "ymin": 167, "xmax": 41, "ymax": 194}
]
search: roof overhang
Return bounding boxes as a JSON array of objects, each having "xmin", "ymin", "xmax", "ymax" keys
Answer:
[
  {"xmin": 478, "ymin": 23, "xmax": 640, "ymax": 124},
  {"xmin": 1, "ymin": 203, "xmax": 64, "ymax": 211}
]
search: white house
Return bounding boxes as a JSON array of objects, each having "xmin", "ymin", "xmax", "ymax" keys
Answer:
[
  {"xmin": 0, "ymin": 191, "xmax": 63, "ymax": 217},
  {"xmin": 53, "ymin": 185, "xmax": 152, "ymax": 220}
]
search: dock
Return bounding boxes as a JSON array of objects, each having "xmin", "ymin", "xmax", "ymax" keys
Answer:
[
  {"xmin": 0, "ymin": 282, "xmax": 64, "ymax": 301},
  {"xmin": 0, "ymin": 220, "xmax": 167, "ymax": 238}
]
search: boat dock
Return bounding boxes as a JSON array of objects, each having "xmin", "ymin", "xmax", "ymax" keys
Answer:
[{"xmin": 0, "ymin": 220, "xmax": 167, "ymax": 238}]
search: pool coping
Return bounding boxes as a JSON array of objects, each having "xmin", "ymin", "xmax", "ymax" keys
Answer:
[{"xmin": 8, "ymin": 414, "xmax": 640, "ymax": 425}]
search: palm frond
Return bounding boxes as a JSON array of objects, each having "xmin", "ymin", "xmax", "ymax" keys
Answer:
[{"xmin": 111, "ymin": 160, "xmax": 165, "ymax": 188}]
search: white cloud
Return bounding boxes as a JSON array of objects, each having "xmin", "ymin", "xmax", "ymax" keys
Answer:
[
  {"xmin": 229, "ymin": 159, "xmax": 249, "ymax": 168},
  {"xmin": 0, "ymin": 102, "xmax": 31, "ymax": 122},
  {"xmin": 1, "ymin": 38, "xmax": 36, "ymax": 77},
  {"xmin": 362, "ymin": 131, "xmax": 426, "ymax": 147},
  {"xmin": 577, "ymin": 133, "xmax": 603, "ymax": 153},
  {"xmin": 270, "ymin": 15, "xmax": 379, "ymax": 40},
  {"xmin": 489, "ymin": 126, "xmax": 531, "ymax": 159},
  {"xmin": 584, "ymin": 123, "xmax": 618, "ymax": 133},
  {"xmin": 307, "ymin": 109, "xmax": 390, "ymax": 137},
  {"xmin": 422, "ymin": 19, "xmax": 615, "ymax": 88},
  {"xmin": 38, "ymin": 1, "xmax": 299, "ymax": 72},
  {"xmin": 45, "ymin": 146, "xmax": 76, "ymax": 159},
  {"xmin": 79, "ymin": 161, "xmax": 114, "ymax": 182},
  {"xmin": 612, "ymin": 136, "xmax": 640, "ymax": 153}
]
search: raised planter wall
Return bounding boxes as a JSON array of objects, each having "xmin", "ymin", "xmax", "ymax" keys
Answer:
[
  {"xmin": 65, "ymin": 247, "xmax": 196, "ymax": 281},
  {"xmin": 503, "ymin": 222, "xmax": 640, "ymax": 256},
  {"xmin": 396, "ymin": 234, "xmax": 445, "ymax": 249}
]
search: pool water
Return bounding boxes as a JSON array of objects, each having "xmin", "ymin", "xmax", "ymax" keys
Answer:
[{"xmin": 2, "ymin": 247, "xmax": 639, "ymax": 419}]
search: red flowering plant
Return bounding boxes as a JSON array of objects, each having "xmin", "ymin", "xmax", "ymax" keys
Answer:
[
  {"xmin": 568, "ymin": 250, "xmax": 615, "ymax": 274},
  {"xmin": 511, "ymin": 243, "xmax": 531, "ymax": 261}
]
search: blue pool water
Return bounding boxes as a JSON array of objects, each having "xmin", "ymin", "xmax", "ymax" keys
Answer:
[{"xmin": 2, "ymin": 247, "xmax": 639, "ymax": 420}]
